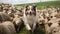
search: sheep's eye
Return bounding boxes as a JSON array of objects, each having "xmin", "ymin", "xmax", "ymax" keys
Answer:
[{"xmin": 51, "ymin": 16, "xmax": 53, "ymax": 18}]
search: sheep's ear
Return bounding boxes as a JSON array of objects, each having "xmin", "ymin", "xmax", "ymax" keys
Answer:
[
  {"xmin": 58, "ymin": 20, "xmax": 60, "ymax": 25},
  {"xmin": 47, "ymin": 22, "xmax": 52, "ymax": 27},
  {"xmin": 58, "ymin": 23, "xmax": 60, "ymax": 25}
]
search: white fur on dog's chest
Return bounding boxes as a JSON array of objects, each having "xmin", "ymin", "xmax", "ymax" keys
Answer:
[{"xmin": 26, "ymin": 16, "xmax": 36, "ymax": 24}]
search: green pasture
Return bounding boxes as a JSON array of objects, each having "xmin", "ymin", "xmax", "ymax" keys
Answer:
[{"xmin": 15, "ymin": 1, "xmax": 60, "ymax": 9}]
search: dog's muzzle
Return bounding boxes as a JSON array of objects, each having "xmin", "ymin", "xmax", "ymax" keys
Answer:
[
  {"xmin": 25, "ymin": 12, "xmax": 36, "ymax": 16},
  {"xmin": 30, "ymin": 12, "xmax": 32, "ymax": 15}
]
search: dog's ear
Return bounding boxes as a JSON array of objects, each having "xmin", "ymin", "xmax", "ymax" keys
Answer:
[
  {"xmin": 32, "ymin": 4, "xmax": 36, "ymax": 11},
  {"xmin": 25, "ymin": 5, "xmax": 29, "ymax": 11},
  {"xmin": 33, "ymin": 4, "xmax": 36, "ymax": 8},
  {"xmin": 26, "ymin": 5, "xmax": 29, "ymax": 8}
]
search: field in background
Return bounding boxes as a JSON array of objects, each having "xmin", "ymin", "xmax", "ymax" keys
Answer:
[
  {"xmin": 15, "ymin": 1, "xmax": 60, "ymax": 9},
  {"xmin": 16, "ymin": 1, "xmax": 60, "ymax": 34}
]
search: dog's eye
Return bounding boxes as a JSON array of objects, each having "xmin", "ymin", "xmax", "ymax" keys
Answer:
[
  {"xmin": 33, "ymin": 12, "xmax": 36, "ymax": 15},
  {"xmin": 27, "ymin": 8, "xmax": 30, "ymax": 10},
  {"xmin": 25, "ymin": 12, "xmax": 28, "ymax": 15},
  {"xmin": 31, "ymin": 8, "xmax": 34, "ymax": 11},
  {"xmin": 26, "ymin": 8, "xmax": 30, "ymax": 11}
]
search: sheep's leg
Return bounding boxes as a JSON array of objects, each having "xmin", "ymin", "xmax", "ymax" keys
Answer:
[{"xmin": 45, "ymin": 24, "xmax": 50, "ymax": 34}]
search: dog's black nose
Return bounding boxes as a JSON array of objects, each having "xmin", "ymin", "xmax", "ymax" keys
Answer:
[{"xmin": 30, "ymin": 12, "xmax": 32, "ymax": 15}]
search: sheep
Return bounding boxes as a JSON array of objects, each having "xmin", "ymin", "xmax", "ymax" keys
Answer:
[
  {"xmin": 0, "ymin": 21, "xmax": 16, "ymax": 34},
  {"xmin": 12, "ymin": 14, "xmax": 24, "ymax": 32},
  {"xmin": 45, "ymin": 18, "xmax": 60, "ymax": 34},
  {"xmin": 0, "ymin": 12, "xmax": 12, "ymax": 22}
]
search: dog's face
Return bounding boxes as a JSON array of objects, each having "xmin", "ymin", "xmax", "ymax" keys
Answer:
[{"xmin": 25, "ymin": 5, "xmax": 36, "ymax": 16}]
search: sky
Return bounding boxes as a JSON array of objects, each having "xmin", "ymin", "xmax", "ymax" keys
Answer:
[{"xmin": 0, "ymin": 0, "xmax": 57, "ymax": 4}]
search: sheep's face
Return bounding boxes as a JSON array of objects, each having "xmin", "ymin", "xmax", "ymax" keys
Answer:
[{"xmin": 47, "ymin": 20, "xmax": 60, "ymax": 34}]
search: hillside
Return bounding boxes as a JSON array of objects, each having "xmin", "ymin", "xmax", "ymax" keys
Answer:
[{"xmin": 15, "ymin": 1, "xmax": 60, "ymax": 9}]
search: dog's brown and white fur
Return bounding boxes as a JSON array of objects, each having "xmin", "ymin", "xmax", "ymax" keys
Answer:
[{"xmin": 23, "ymin": 5, "xmax": 38, "ymax": 32}]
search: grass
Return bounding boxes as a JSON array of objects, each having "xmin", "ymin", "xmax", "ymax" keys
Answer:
[
  {"xmin": 18, "ymin": 27, "xmax": 29, "ymax": 34},
  {"xmin": 18, "ymin": 26, "xmax": 45, "ymax": 34},
  {"xmin": 15, "ymin": 1, "xmax": 60, "ymax": 34}
]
